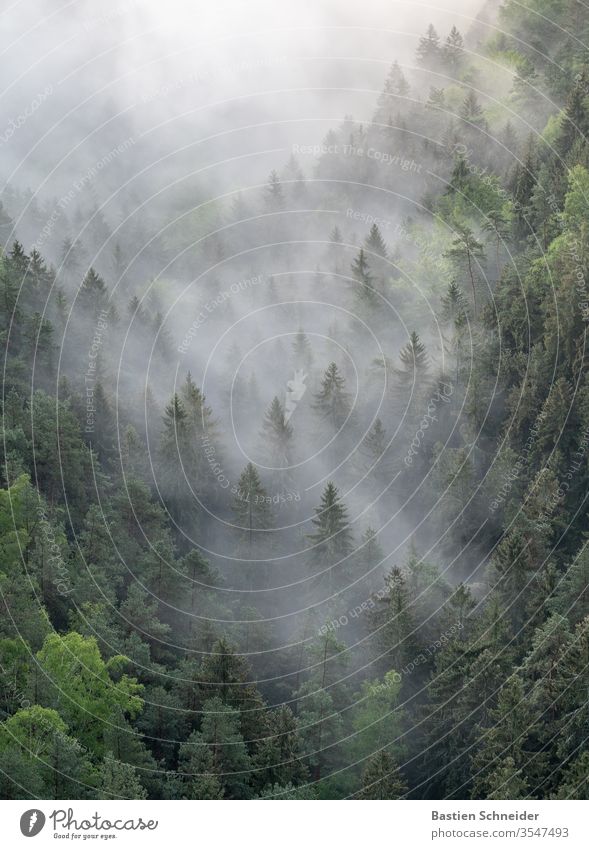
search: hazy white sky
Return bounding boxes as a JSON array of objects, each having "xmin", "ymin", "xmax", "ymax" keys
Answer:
[{"xmin": 0, "ymin": 0, "xmax": 490, "ymax": 197}]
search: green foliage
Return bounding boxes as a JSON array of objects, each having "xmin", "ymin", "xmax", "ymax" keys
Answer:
[{"xmin": 36, "ymin": 632, "xmax": 143, "ymax": 753}]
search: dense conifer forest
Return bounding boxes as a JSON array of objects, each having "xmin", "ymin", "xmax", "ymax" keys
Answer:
[{"xmin": 1, "ymin": 0, "xmax": 589, "ymax": 800}]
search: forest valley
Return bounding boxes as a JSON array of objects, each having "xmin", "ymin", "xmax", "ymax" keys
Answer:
[{"xmin": 1, "ymin": 0, "xmax": 589, "ymax": 801}]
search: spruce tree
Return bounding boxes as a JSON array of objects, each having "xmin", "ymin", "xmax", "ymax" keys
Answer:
[
  {"xmin": 441, "ymin": 279, "xmax": 468, "ymax": 324},
  {"xmin": 158, "ymin": 393, "xmax": 190, "ymax": 519},
  {"xmin": 511, "ymin": 135, "xmax": 537, "ymax": 237},
  {"xmin": 444, "ymin": 224, "xmax": 486, "ymax": 317},
  {"xmin": 396, "ymin": 331, "xmax": 429, "ymax": 383},
  {"xmin": 363, "ymin": 418, "xmax": 387, "ymax": 464},
  {"xmin": 557, "ymin": 69, "xmax": 589, "ymax": 157},
  {"xmin": 471, "ymin": 675, "xmax": 533, "ymax": 800},
  {"xmin": 483, "ymin": 208, "xmax": 511, "ymax": 274},
  {"xmin": 330, "ymin": 225, "xmax": 342, "ymax": 244},
  {"xmin": 292, "ymin": 329, "xmax": 313, "ymax": 372},
  {"xmin": 181, "ymin": 372, "xmax": 219, "ymax": 448},
  {"xmin": 553, "ymin": 752, "xmax": 589, "ymax": 799},
  {"xmin": 376, "ymin": 61, "xmax": 410, "ymax": 118},
  {"xmin": 307, "ymin": 482, "xmax": 353, "ymax": 581},
  {"xmin": 426, "ymin": 86, "xmax": 446, "ymax": 110},
  {"xmin": 179, "ymin": 697, "xmax": 252, "ymax": 799},
  {"xmin": 351, "ymin": 247, "xmax": 377, "ymax": 308},
  {"xmin": 282, "ymin": 154, "xmax": 306, "ymax": 200},
  {"xmin": 233, "ymin": 463, "xmax": 273, "ymax": 549},
  {"xmin": 261, "ymin": 396, "xmax": 293, "ymax": 467},
  {"xmin": 442, "ymin": 26, "xmax": 464, "ymax": 72},
  {"xmin": 460, "ymin": 90, "xmax": 485, "ymax": 128},
  {"xmin": 358, "ymin": 751, "xmax": 407, "ymax": 799},
  {"xmin": 416, "ymin": 24, "xmax": 440, "ymax": 69},
  {"xmin": 372, "ymin": 566, "xmax": 415, "ymax": 671},
  {"xmin": 265, "ymin": 170, "xmax": 285, "ymax": 211},
  {"xmin": 365, "ymin": 223, "xmax": 388, "ymax": 258},
  {"xmin": 79, "ymin": 267, "xmax": 108, "ymax": 313},
  {"xmin": 313, "ymin": 362, "xmax": 351, "ymax": 428},
  {"xmin": 98, "ymin": 752, "xmax": 147, "ymax": 799}
]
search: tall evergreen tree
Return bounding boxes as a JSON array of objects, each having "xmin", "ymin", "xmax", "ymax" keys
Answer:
[
  {"xmin": 233, "ymin": 463, "xmax": 273, "ymax": 551},
  {"xmin": 416, "ymin": 24, "xmax": 440, "ymax": 69},
  {"xmin": 442, "ymin": 26, "xmax": 464, "ymax": 72},
  {"xmin": 261, "ymin": 396, "xmax": 293, "ymax": 468},
  {"xmin": 358, "ymin": 751, "xmax": 408, "ymax": 799},
  {"xmin": 313, "ymin": 362, "xmax": 351, "ymax": 428},
  {"xmin": 351, "ymin": 247, "xmax": 377, "ymax": 308},
  {"xmin": 307, "ymin": 482, "xmax": 353, "ymax": 589},
  {"xmin": 264, "ymin": 170, "xmax": 285, "ymax": 212},
  {"xmin": 444, "ymin": 224, "xmax": 486, "ymax": 317},
  {"xmin": 365, "ymin": 224, "xmax": 388, "ymax": 258},
  {"xmin": 396, "ymin": 331, "xmax": 429, "ymax": 384}
]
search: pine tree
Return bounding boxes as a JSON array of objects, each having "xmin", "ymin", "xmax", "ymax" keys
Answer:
[
  {"xmin": 98, "ymin": 752, "xmax": 147, "ymax": 799},
  {"xmin": 442, "ymin": 26, "xmax": 464, "ymax": 73},
  {"xmin": 179, "ymin": 697, "xmax": 252, "ymax": 799},
  {"xmin": 351, "ymin": 247, "xmax": 377, "ymax": 307},
  {"xmin": 233, "ymin": 463, "xmax": 273, "ymax": 549},
  {"xmin": 307, "ymin": 482, "xmax": 353, "ymax": 582},
  {"xmin": 181, "ymin": 372, "xmax": 219, "ymax": 445},
  {"xmin": 313, "ymin": 362, "xmax": 351, "ymax": 428},
  {"xmin": 79, "ymin": 267, "xmax": 108, "ymax": 313},
  {"xmin": 471, "ymin": 675, "xmax": 533, "ymax": 799},
  {"xmin": 511, "ymin": 135, "xmax": 537, "ymax": 237},
  {"xmin": 416, "ymin": 24, "xmax": 440, "ymax": 69},
  {"xmin": 377, "ymin": 61, "xmax": 410, "ymax": 116},
  {"xmin": 296, "ymin": 675, "xmax": 344, "ymax": 781},
  {"xmin": 553, "ymin": 752, "xmax": 589, "ymax": 799},
  {"xmin": 460, "ymin": 90, "xmax": 486, "ymax": 128},
  {"xmin": 483, "ymin": 208, "xmax": 511, "ymax": 274},
  {"xmin": 282, "ymin": 154, "xmax": 306, "ymax": 200},
  {"xmin": 358, "ymin": 751, "xmax": 407, "ymax": 799},
  {"xmin": 292, "ymin": 329, "xmax": 313, "ymax": 372},
  {"xmin": 512, "ymin": 56, "xmax": 538, "ymax": 104},
  {"xmin": 426, "ymin": 86, "xmax": 446, "ymax": 110},
  {"xmin": 441, "ymin": 279, "xmax": 468, "ymax": 324},
  {"xmin": 557, "ymin": 69, "xmax": 589, "ymax": 157},
  {"xmin": 365, "ymin": 223, "xmax": 388, "ymax": 258},
  {"xmin": 261, "ymin": 396, "xmax": 293, "ymax": 468},
  {"xmin": 484, "ymin": 757, "xmax": 529, "ymax": 799},
  {"xmin": 330, "ymin": 225, "xmax": 342, "ymax": 244},
  {"xmin": 444, "ymin": 224, "xmax": 486, "ymax": 317},
  {"xmin": 253, "ymin": 705, "xmax": 308, "ymax": 790},
  {"xmin": 265, "ymin": 170, "xmax": 285, "ymax": 211},
  {"xmin": 28, "ymin": 249, "xmax": 51, "ymax": 293},
  {"xmin": 8, "ymin": 241, "xmax": 28, "ymax": 279},
  {"xmin": 372, "ymin": 566, "xmax": 415, "ymax": 671},
  {"xmin": 520, "ymin": 615, "xmax": 575, "ymax": 747},
  {"xmin": 551, "ymin": 543, "xmax": 589, "ymax": 623},
  {"xmin": 158, "ymin": 394, "xmax": 190, "ymax": 520},
  {"xmin": 363, "ymin": 418, "xmax": 387, "ymax": 465},
  {"xmin": 396, "ymin": 331, "xmax": 429, "ymax": 383},
  {"xmin": 90, "ymin": 381, "xmax": 117, "ymax": 467}
]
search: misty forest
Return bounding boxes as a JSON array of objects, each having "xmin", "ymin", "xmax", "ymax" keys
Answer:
[{"xmin": 1, "ymin": 0, "xmax": 589, "ymax": 801}]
